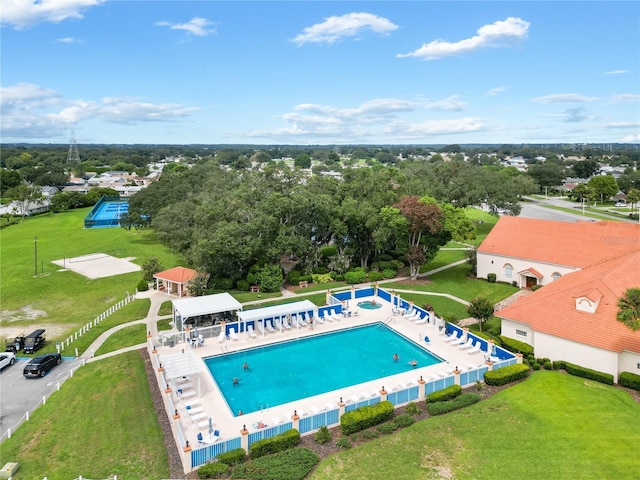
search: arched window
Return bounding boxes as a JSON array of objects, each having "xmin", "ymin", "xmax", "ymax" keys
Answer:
[
  {"xmin": 504, "ymin": 263, "xmax": 513, "ymax": 279},
  {"xmin": 552, "ymin": 272, "xmax": 561, "ymax": 281}
]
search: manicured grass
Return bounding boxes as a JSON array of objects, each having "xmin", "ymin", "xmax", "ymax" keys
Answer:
[
  {"xmin": 389, "ymin": 292, "xmax": 469, "ymax": 321},
  {"xmin": 242, "ymin": 292, "xmax": 328, "ymax": 310},
  {"xmin": 295, "ymin": 281, "xmax": 348, "ymax": 294},
  {"xmin": 386, "ymin": 263, "xmax": 518, "ymax": 304},
  {"xmin": 229, "ymin": 290, "xmax": 282, "ymax": 303},
  {"xmin": 94, "ymin": 323, "xmax": 147, "ymax": 356},
  {"xmin": 544, "ymin": 205, "xmax": 622, "ymax": 221},
  {"xmin": 309, "ymin": 371, "xmax": 640, "ymax": 480},
  {"xmin": 158, "ymin": 300, "xmax": 173, "ymax": 316},
  {"xmin": 157, "ymin": 318, "xmax": 172, "ymax": 331},
  {"xmin": 0, "ymin": 209, "xmax": 184, "ymax": 342},
  {"xmin": 0, "ymin": 351, "xmax": 169, "ymax": 479},
  {"xmin": 419, "ymin": 249, "xmax": 467, "ymax": 273}
]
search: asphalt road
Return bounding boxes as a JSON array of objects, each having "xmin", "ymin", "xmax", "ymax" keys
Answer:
[{"xmin": 0, "ymin": 356, "xmax": 82, "ymax": 440}]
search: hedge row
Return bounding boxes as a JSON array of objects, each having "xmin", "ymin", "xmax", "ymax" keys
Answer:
[
  {"xmin": 231, "ymin": 447, "xmax": 319, "ymax": 480},
  {"xmin": 426, "ymin": 393, "xmax": 482, "ymax": 416},
  {"xmin": 484, "ymin": 363, "xmax": 530, "ymax": 386},
  {"xmin": 249, "ymin": 429, "xmax": 300, "ymax": 460},
  {"xmin": 499, "ymin": 335, "xmax": 534, "ymax": 356},
  {"xmin": 426, "ymin": 384, "xmax": 461, "ymax": 403},
  {"xmin": 619, "ymin": 371, "xmax": 640, "ymax": 391},
  {"xmin": 216, "ymin": 447, "xmax": 246, "ymax": 465},
  {"xmin": 554, "ymin": 360, "xmax": 614, "ymax": 385},
  {"xmin": 340, "ymin": 401, "xmax": 394, "ymax": 435}
]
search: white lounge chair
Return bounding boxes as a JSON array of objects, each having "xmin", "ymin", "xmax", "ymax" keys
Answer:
[
  {"xmin": 282, "ymin": 318, "xmax": 292, "ymax": 330},
  {"xmin": 329, "ymin": 309, "xmax": 341, "ymax": 321},
  {"xmin": 247, "ymin": 325, "xmax": 257, "ymax": 338},
  {"xmin": 446, "ymin": 333, "xmax": 460, "ymax": 343},
  {"xmin": 468, "ymin": 343, "xmax": 482, "ymax": 355},
  {"xmin": 459, "ymin": 338, "xmax": 474, "ymax": 350},
  {"xmin": 229, "ymin": 328, "xmax": 239, "ymax": 341},
  {"xmin": 298, "ymin": 315, "xmax": 308, "ymax": 326},
  {"xmin": 266, "ymin": 321, "xmax": 276, "ymax": 333},
  {"xmin": 257, "ymin": 322, "xmax": 265, "ymax": 335},
  {"xmin": 414, "ymin": 315, "xmax": 427, "ymax": 325},
  {"xmin": 322, "ymin": 312, "xmax": 333, "ymax": 322},
  {"xmin": 310, "ymin": 406, "xmax": 320, "ymax": 415},
  {"xmin": 274, "ymin": 318, "xmax": 282, "ymax": 331},
  {"xmin": 406, "ymin": 310, "xmax": 420, "ymax": 321},
  {"xmin": 290, "ymin": 314, "xmax": 299, "ymax": 328},
  {"xmin": 316, "ymin": 315, "xmax": 325, "ymax": 324},
  {"xmin": 272, "ymin": 416, "xmax": 283, "ymax": 424},
  {"xmin": 217, "ymin": 331, "xmax": 225, "ymax": 343}
]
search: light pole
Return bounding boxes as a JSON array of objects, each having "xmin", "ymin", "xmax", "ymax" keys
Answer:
[{"xmin": 34, "ymin": 236, "xmax": 38, "ymax": 276}]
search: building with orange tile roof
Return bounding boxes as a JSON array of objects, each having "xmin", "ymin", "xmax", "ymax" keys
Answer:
[
  {"xmin": 478, "ymin": 217, "xmax": 640, "ymax": 381},
  {"xmin": 153, "ymin": 266, "xmax": 198, "ymax": 297},
  {"xmin": 477, "ymin": 216, "xmax": 640, "ymax": 287}
]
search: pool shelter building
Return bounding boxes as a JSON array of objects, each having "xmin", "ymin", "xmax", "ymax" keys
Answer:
[
  {"xmin": 154, "ymin": 266, "xmax": 198, "ymax": 297},
  {"xmin": 172, "ymin": 292, "xmax": 243, "ymax": 331}
]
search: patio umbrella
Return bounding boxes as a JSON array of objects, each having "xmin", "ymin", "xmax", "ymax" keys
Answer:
[{"xmin": 208, "ymin": 417, "xmax": 213, "ymax": 438}]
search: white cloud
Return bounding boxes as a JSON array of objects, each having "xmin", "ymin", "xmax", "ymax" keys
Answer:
[
  {"xmin": 484, "ymin": 86, "xmax": 508, "ymax": 97},
  {"xmin": 532, "ymin": 93, "xmax": 598, "ymax": 103},
  {"xmin": 425, "ymin": 95, "xmax": 466, "ymax": 111},
  {"xmin": 611, "ymin": 93, "xmax": 640, "ymax": 103},
  {"xmin": 393, "ymin": 117, "xmax": 485, "ymax": 136},
  {"xmin": 156, "ymin": 17, "xmax": 216, "ymax": 37},
  {"xmin": 621, "ymin": 134, "xmax": 640, "ymax": 142},
  {"xmin": 603, "ymin": 70, "xmax": 628, "ymax": 75},
  {"xmin": 292, "ymin": 12, "xmax": 398, "ymax": 45},
  {"xmin": 603, "ymin": 122, "xmax": 640, "ymax": 129},
  {"xmin": 397, "ymin": 17, "xmax": 529, "ymax": 60},
  {"xmin": 1, "ymin": 0, "xmax": 104, "ymax": 29},
  {"xmin": 0, "ymin": 82, "xmax": 200, "ymax": 140},
  {"xmin": 56, "ymin": 37, "xmax": 82, "ymax": 43}
]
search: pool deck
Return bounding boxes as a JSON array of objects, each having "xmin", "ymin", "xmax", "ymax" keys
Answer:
[{"xmin": 155, "ymin": 296, "xmax": 486, "ymax": 449}]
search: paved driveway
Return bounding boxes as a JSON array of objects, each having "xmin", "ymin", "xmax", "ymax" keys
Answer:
[{"xmin": 0, "ymin": 356, "xmax": 82, "ymax": 439}]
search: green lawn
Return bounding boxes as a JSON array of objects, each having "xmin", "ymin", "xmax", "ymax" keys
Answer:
[
  {"xmin": 94, "ymin": 323, "xmax": 147, "ymax": 356},
  {"xmin": 0, "ymin": 351, "xmax": 169, "ymax": 480},
  {"xmin": 158, "ymin": 300, "xmax": 173, "ymax": 316},
  {"xmin": 310, "ymin": 371, "xmax": 640, "ymax": 480},
  {"xmin": 0, "ymin": 208, "xmax": 184, "ymax": 347},
  {"xmin": 386, "ymin": 263, "xmax": 518, "ymax": 305}
]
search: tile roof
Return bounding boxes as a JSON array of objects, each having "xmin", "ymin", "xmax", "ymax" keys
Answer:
[
  {"xmin": 518, "ymin": 267, "xmax": 543, "ymax": 279},
  {"xmin": 153, "ymin": 266, "xmax": 197, "ymax": 284},
  {"xmin": 478, "ymin": 217, "xmax": 640, "ymax": 268},
  {"xmin": 497, "ymin": 251, "xmax": 640, "ymax": 353}
]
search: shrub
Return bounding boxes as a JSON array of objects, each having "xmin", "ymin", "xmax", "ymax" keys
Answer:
[
  {"xmin": 334, "ymin": 273, "xmax": 345, "ymax": 282},
  {"xmin": 426, "ymin": 384, "xmax": 462, "ymax": 403},
  {"xmin": 376, "ymin": 253, "xmax": 394, "ymax": 262},
  {"xmin": 249, "ymin": 429, "xmax": 300, "ymax": 460},
  {"xmin": 236, "ymin": 279, "xmax": 250, "ymax": 291},
  {"xmin": 340, "ymin": 400, "xmax": 394, "ymax": 435},
  {"xmin": 311, "ymin": 273, "xmax": 333, "ymax": 284},
  {"xmin": 344, "ymin": 269, "xmax": 368, "ymax": 285},
  {"xmin": 216, "ymin": 447, "xmax": 246, "ymax": 466},
  {"xmin": 287, "ymin": 270, "xmax": 301, "ymax": 285},
  {"xmin": 619, "ymin": 371, "xmax": 640, "ymax": 391},
  {"xmin": 320, "ymin": 245, "xmax": 338, "ymax": 258},
  {"xmin": 499, "ymin": 335, "xmax": 534, "ymax": 356},
  {"xmin": 231, "ymin": 447, "xmax": 319, "ymax": 480},
  {"xmin": 484, "ymin": 363, "xmax": 530, "ymax": 386},
  {"xmin": 531, "ymin": 284, "xmax": 543, "ymax": 291},
  {"xmin": 142, "ymin": 257, "xmax": 163, "ymax": 282},
  {"xmin": 361, "ymin": 429, "xmax": 379, "ymax": 439},
  {"xmin": 136, "ymin": 279, "xmax": 149, "ymax": 292},
  {"xmin": 198, "ymin": 461, "xmax": 229, "ymax": 478},
  {"xmin": 487, "ymin": 273, "xmax": 497, "ymax": 283},
  {"xmin": 426, "ymin": 393, "xmax": 482, "ymax": 416},
  {"xmin": 312, "ymin": 266, "xmax": 329, "ymax": 274},
  {"xmin": 544, "ymin": 361, "xmax": 553, "ymax": 370},
  {"xmin": 382, "ymin": 268, "xmax": 397, "ymax": 279},
  {"xmin": 212, "ymin": 277, "xmax": 234, "ymax": 290},
  {"xmin": 532, "ymin": 363, "xmax": 541, "ymax": 370},
  {"xmin": 392, "ymin": 414, "xmax": 415, "ymax": 428},
  {"xmin": 313, "ymin": 426, "xmax": 331, "ymax": 444},
  {"xmin": 336, "ymin": 437, "xmax": 351, "ymax": 449},
  {"xmin": 405, "ymin": 402, "xmax": 421, "ymax": 415},
  {"xmin": 376, "ymin": 422, "xmax": 398, "ymax": 434},
  {"xmin": 368, "ymin": 271, "xmax": 384, "ymax": 282},
  {"xmin": 555, "ymin": 360, "xmax": 614, "ymax": 385}
]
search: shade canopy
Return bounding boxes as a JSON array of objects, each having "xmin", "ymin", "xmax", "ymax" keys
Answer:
[
  {"xmin": 173, "ymin": 292, "xmax": 242, "ymax": 320},
  {"xmin": 160, "ymin": 351, "xmax": 204, "ymax": 380},
  {"xmin": 237, "ymin": 300, "xmax": 317, "ymax": 322}
]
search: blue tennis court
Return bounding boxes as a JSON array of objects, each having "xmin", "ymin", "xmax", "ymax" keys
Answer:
[{"xmin": 204, "ymin": 323, "xmax": 443, "ymax": 416}]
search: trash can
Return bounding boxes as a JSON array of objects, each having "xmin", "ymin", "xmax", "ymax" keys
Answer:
[{"xmin": 169, "ymin": 338, "xmax": 175, "ymax": 348}]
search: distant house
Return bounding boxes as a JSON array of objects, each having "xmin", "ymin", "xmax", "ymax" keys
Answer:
[{"xmin": 477, "ymin": 217, "xmax": 640, "ymax": 381}]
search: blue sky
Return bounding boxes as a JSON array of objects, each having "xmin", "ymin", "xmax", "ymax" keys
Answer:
[{"xmin": 1, "ymin": 1, "xmax": 639, "ymax": 145}]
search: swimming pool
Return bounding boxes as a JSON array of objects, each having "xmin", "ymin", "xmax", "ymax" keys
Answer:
[
  {"xmin": 204, "ymin": 323, "xmax": 443, "ymax": 416},
  {"xmin": 84, "ymin": 198, "xmax": 129, "ymax": 228}
]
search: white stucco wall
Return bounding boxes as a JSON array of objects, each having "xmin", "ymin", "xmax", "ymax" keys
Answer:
[
  {"xmin": 477, "ymin": 253, "xmax": 578, "ymax": 287},
  {"xmin": 619, "ymin": 351, "xmax": 640, "ymax": 377},
  {"xmin": 501, "ymin": 319, "xmax": 533, "ymax": 344}
]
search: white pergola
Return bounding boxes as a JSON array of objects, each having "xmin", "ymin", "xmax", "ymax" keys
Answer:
[
  {"xmin": 160, "ymin": 350, "xmax": 204, "ymax": 399},
  {"xmin": 172, "ymin": 292, "xmax": 243, "ymax": 331},
  {"xmin": 237, "ymin": 300, "xmax": 317, "ymax": 334}
]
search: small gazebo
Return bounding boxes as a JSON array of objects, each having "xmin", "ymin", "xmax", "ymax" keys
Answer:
[{"xmin": 153, "ymin": 266, "xmax": 197, "ymax": 297}]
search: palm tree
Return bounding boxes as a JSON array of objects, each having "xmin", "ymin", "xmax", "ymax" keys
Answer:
[{"xmin": 616, "ymin": 288, "xmax": 640, "ymax": 331}]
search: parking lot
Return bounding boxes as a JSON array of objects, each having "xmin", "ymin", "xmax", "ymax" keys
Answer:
[{"xmin": 0, "ymin": 356, "xmax": 83, "ymax": 439}]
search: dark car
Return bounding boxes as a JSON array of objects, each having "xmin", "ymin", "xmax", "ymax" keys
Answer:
[
  {"xmin": 5, "ymin": 335, "xmax": 25, "ymax": 353},
  {"xmin": 23, "ymin": 353, "xmax": 61, "ymax": 378},
  {"xmin": 22, "ymin": 329, "xmax": 46, "ymax": 354}
]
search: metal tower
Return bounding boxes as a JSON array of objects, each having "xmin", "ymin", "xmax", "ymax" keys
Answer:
[{"xmin": 66, "ymin": 133, "xmax": 80, "ymax": 164}]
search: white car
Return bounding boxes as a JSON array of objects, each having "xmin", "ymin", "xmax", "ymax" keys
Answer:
[
  {"xmin": 615, "ymin": 201, "xmax": 627, "ymax": 207},
  {"xmin": 0, "ymin": 352, "xmax": 16, "ymax": 370}
]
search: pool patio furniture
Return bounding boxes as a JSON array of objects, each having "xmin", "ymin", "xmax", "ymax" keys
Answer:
[
  {"xmin": 468, "ymin": 343, "xmax": 482, "ymax": 355},
  {"xmin": 229, "ymin": 328, "xmax": 239, "ymax": 341},
  {"xmin": 247, "ymin": 325, "xmax": 257, "ymax": 338},
  {"xmin": 459, "ymin": 338, "xmax": 474, "ymax": 350}
]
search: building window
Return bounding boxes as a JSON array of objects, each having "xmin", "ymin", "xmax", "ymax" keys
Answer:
[
  {"xmin": 552, "ymin": 272, "xmax": 561, "ymax": 281},
  {"xmin": 515, "ymin": 329, "xmax": 527, "ymax": 337},
  {"xmin": 504, "ymin": 264, "xmax": 513, "ymax": 279}
]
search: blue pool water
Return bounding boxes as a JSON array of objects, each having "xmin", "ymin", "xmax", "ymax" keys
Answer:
[
  {"xmin": 204, "ymin": 323, "xmax": 443, "ymax": 416},
  {"xmin": 93, "ymin": 201, "xmax": 128, "ymax": 221},
  {"xmin": 357, "ymin": 300, "xmax": 382, "ymax": 310}
]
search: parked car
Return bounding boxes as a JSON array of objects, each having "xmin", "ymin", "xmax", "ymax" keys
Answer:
[
  {"xmin": 23, "ymin": 353, "xmax": 61, "ymax": 378},
  {"xmin": 615, "ymin": 200, "xmax": 627, "ymax": 207},
  {"xmin": 5, "ymin": 335, "xmax": 25, "ymax": 353},
  {"xmin": 0, "ymin": 352, "xmax": 16, "ymax": 370},
  {"xmin": 22, "ymin": 328, "xmax": 46, "ymax": 354}
]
